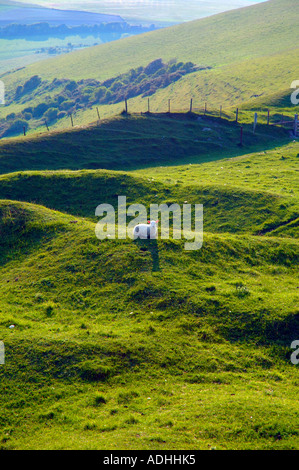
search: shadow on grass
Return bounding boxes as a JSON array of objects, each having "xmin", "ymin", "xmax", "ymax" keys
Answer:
[{"xmin": 134, "ymin": 238, "xmax": 161, "ymax": 272}]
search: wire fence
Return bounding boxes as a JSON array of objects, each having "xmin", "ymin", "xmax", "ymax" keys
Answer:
[{"xmin": 15, "ymin": 96, "xmax": 299, "ymax": 139}]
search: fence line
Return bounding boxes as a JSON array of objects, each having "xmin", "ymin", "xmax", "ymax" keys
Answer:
[{"xmin": 9, "ymin": 96, "xmax": 299, "ymax": 139}]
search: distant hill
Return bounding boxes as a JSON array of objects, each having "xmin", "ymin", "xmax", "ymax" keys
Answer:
[{"xmin": 0, "ymin": 1, "xmax": 124, "ymax": 26}]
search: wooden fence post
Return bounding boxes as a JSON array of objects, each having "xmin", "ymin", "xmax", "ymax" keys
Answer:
[
  {"xmin": 168, "ymin": 99, "xmax": 171, "ymax": 113},
  {"xmin": 44, "ymin": 120, "xmax": 49, "ymax": 132},
  {"xmin": 124, "ymin": 98, "xmax": 128, "ymax": 114},
  {"xmin": 294, "ymin": 114, "xmax": 298, "ymax": 137},
  {"xmin": 96, "ymin": 107, "xmax": 100, "ymax": 121},
  {"xmin": 23, "ymin": 126, "xmax": 26, "ymax": 136},
  {"xmin": 267, "ymin": 109, "xmax": 270, "ymax": 125},
  {"xmin": 204, "ymin": 102, "xmax": 207, "ymax": 115},
  {"xmin": 70, "ymin": 114, "xmax": 74, "ymax": 127},
  {"xmin": 236, "ymin": 108, "xmax": 239, "ymax": 123},
  {"xmin": 189, "ymin": 98, "xmax": 193, "ymax": 113}
]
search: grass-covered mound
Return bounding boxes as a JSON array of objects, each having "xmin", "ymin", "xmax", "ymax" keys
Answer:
[
  {"xmin": 0, "ymin": 113, "xmax": 290, "ymax": 174},
  {"xmin": 0, "ymin": 199, "xmax": 298, "ymax": 450},
  {"xmin": 0, "ymin": 167, "xmax": 297, "ymax": 237}
]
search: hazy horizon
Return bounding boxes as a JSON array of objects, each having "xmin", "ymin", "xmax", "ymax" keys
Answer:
[{"xmin": 12, "ymin": 0, "xmax": 269, "ymax": 24}]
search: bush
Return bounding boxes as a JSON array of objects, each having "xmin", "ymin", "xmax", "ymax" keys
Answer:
[
  {"xmin": 23, "ymin": 107, "xmax": 33, "ymax": 114},
  {"xmin": 6, "ymin": 113, "xmax": 16, "ymax": 121},
  {"xmin": 15, "ymin": 75, "xmax": 41, "ymax": 98},
  {"xmin": 64, "ymin": 81, "xmax": 77, "ymax": 92},
  {"xmin": 23, "ymin": 75, "xmax": 41, "ymax": 94},
  {"xmin": 80, "ymin": 363, "xmax": 111, "ymax": 382},
  {"xmin": 235, "ymin": 282, "xmax": 250, "ymax": 298},
  {"xmin": 144, "ymin": 58, "xmax": 163, "ymax": 75},
  {"xmin": 94, "ymin": 86, "xmax": 108, "ymax": 102},
  {"xmin": 44, "ymin": 107, "xmax": 58, "ymax": 122},
  {"xmin": 32, "ymin": 102, "xmax": 49, "ymax": 118},
  {"xmin": 22, "ymin": 112, "xmax": 32, "ymax": 121},
  {"xmin": 57, "ymin": 111, "xmax": 67, "ymax": 120},
  {"xmin": 57, "ymin": 95, "xmax": 67, "ymax": 105},
  {"xmin": 60, "ymin": 100, "xmax": 74, "ymax": 111},
  {"xmin": 110, "ymin": 80, "xmax": 123, "ymax": 92},
  {"xmin": 4, "ymin": 119, "xmax": 29, "ymax": 137}
]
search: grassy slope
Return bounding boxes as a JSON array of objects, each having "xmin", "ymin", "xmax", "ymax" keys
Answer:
[
  {"xmin": 0, "ymin": 150, "xmax": 298, "ymax": 237},
  {"xmin": 1, "ymin": 0, "xmax": 298, "ymax": 131},
  {"xmin": 3, "ymin": 0, "xmax": 298, "ymax": 81},
  {"xmin": 0, "ymin": 197, "xmax": 298, "ymax": 450},
  {"xmin": 0, "ymin": 129, "xmax": 298, "ymax": 449},
  {"xmin": 0, "ymin": 113, "xmax": 291, "ymax": 173}
]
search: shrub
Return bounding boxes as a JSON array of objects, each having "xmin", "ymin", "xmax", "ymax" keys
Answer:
[
  {"xmin": 44, "ymin": 301, "xmax": 56, "ymax": 317},
  {"xmin": 57, "ymin": 95, "xmax": 67, "ymax": 105},
  {"xmin": 60, "ymin": 100, "xmax": 74, "ymax": 111},
  {"xmin": 64, "ymin": 81, "xmax": 77, "ymax": 92},
  {"xmin": 44, "ymin": 107, "xmax": 58, "ymax": 122},
  {"xmin": 15, "ymin": 85, "xmax": 23, "ymax": 97},
  {"xmin": 144, "ymin": 58, "xmax": 163, "ymax": 75},
  {"xmin": 110, "ymin": 80, "xmax": 123, "ymax": 92},
  {"xmin": 57, "ymin": 111, "xmax": 67, "ymax": 119},
  {"xmin": 80, "ymin": 363, "xmax": 111, "ymax": 382},
  {"xmin": 22, "ymin": 112, "xmax": 32, "ymax": 121},
  {"xmin": 6, "ymin": 113, "xmax": 16, "ymax": 121},
  {"xmin": 4, "ymin": 119, "xmax": 29, "ymax": 137},
  {"xmin": 23, "ymin": 75, "xmax": 41, "ymax": 94},
  {"xmin": 117, "ymin": 391, "xmax": 139, "ymax": 404},
  {"xmin": 32, "ymin": 102, "xmax": 49, "ymax": 118},
  {"xmin": 15, "ymin": 75, "xmax": 41, "ymax": 98},
  {"xmin": 93, "ymin": 86, "xmax": 107, "ymax": 102},
  {"xmin": 34, "ymin": 293, "xmax": 44, "ymax": 302}
]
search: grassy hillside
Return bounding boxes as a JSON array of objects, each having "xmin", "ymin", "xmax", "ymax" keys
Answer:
[
  {"xmin": 0, "ymin": 0, "xmax": 298, "ymax": 136},
  {"xmin": 0, "ymin": 197, "xmax": 298, "ymax": 450},
  {"xmin": 0, "ymin": 113, "xmax": 291, "ymax": 173},
  {"xmin": 0, "ymin": 122, "xmax": 298, "ymax": 449},
  {"xmin": 0, "ymin": 157, "xmax": 298, "ymax": 237},
  {"xmin": 3, "ymin": 0, "xmax": 298, "ymax": 81}
]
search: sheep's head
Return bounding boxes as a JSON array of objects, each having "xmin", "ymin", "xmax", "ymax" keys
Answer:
[{"xmin": 148, "ymin": 220, "xmax": 159, "ymax": 227}]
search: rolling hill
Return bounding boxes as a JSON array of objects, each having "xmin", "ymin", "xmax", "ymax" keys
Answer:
[
  {"xmin": 0, "ymin": 112, "xmax": 291, "ymax": 172},
  {"xmin": 0, "ymin": 0, "xmax": 298, "ymax": 137},
  {"xmin": 0, "ymin": 1, "xmax": 124, "ymax": 26},
  {"xmin": 0, "ymin": 163, "xmax": 298, "ymax": 449}
]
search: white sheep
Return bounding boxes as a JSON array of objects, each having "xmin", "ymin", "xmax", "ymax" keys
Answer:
[{"xmin": 133, "ymin": 221, "xmax": 158, "ymax": 240}]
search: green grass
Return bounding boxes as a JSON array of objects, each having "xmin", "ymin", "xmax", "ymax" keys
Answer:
[
  {"xmin": 0, "ymin": 198, "xmax": 299, "ymax": 449},
  {"xmin": 0, "ymin": 112, "xmax": 292, "ymax": 173},
  {"xmin": 0, "ymin": 132, "xmax": 298, "ymax": 449},
  {"xmin": 3, "ymin": 0, "xmax": 298, "ymax": 82}
]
